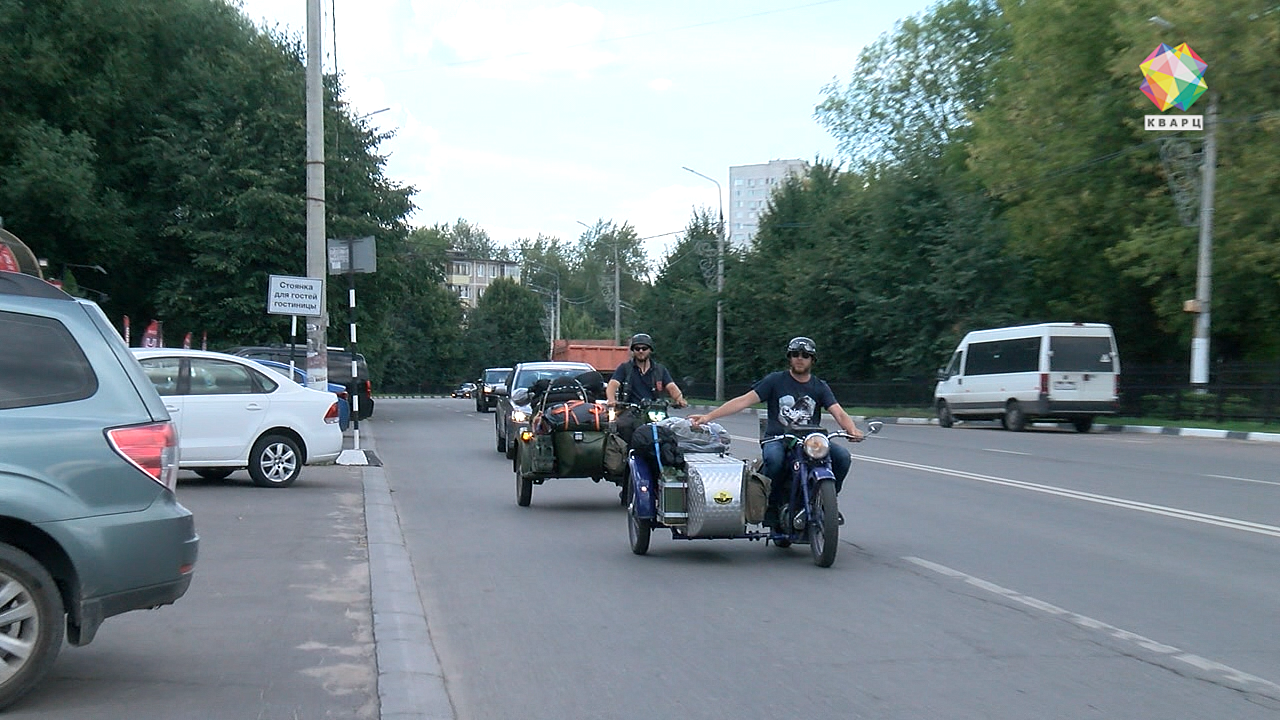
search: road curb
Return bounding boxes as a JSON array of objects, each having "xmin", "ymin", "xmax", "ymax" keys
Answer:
[{"xmin": 363, "ymin": 461, "xmax": 456, "ymax": 720}]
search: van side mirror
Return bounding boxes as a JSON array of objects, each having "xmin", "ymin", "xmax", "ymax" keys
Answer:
[{"xmin": 936, "ymin": 367, "xmax": 949, "ymax": 381}]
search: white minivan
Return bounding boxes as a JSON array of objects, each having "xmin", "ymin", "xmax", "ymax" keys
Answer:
[{"xmin": 933, "ymin": 322, "xmax": 1120, "ymax": 432}]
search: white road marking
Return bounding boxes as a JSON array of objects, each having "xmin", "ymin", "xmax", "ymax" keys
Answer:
[
  {"xmin": 904, "ymin": 556, "xmax": 1280, "ymax": 701},
  {"xmin": 1208, "ymin": 474, "xmax": 1280, "ymax": 487},
  {"xmin": 858, "ymin": 456, "xmax": 1280, "ymax": 539},
  {"xmin": 984, "ymin": 448, "xmax": 1031, "ymax": 456}
]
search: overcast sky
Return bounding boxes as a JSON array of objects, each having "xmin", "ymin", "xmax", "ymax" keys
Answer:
[{"xmin": 233, "ymin": 0, "xmax": 936, "ymax": 259}]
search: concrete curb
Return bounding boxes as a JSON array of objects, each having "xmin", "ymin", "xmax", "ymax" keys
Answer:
[{"xmin": 362, "ymin": 461, "xmax": 456, "ymax": 720}]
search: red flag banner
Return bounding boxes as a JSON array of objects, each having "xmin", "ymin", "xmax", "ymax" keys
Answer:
[{"xmin": 142, "ymin": 320, "xmax": 162, "ymax": 348}]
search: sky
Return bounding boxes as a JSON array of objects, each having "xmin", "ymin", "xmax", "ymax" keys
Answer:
[{"xmin": 233, "ymin": 0, "xmax": 937, "ymax": 261}]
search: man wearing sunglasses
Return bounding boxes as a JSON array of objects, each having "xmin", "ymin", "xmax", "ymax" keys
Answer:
[
  {"xmin": 689, "ymin": 336, "xmax": 863, "ymax": 525},
  {"xmin": 606, "ymin": 333, "xmax": 688, "ymax": 442}
]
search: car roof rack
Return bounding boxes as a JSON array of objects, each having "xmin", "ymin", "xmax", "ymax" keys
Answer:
[{"xmin": 0, "ymin": 270, "xmax": 71, "ymax": 300}]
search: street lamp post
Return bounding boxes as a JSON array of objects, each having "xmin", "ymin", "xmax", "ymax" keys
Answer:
[
  {"xmin": 578, "ymin": 220, "xmax": 621, "ymax": 345},
  {"xmin": 682, "ymin": 166, "xmax": 725, "ymax": 401}
]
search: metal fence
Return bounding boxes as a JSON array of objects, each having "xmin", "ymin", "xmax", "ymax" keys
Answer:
[{"xmin": 680, "ymin": 361, "xmax": 1280, "ymax": 425}]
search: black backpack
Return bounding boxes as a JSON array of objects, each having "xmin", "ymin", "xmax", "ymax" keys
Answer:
[{"xmin": 629, "ymin": 421, "xmax": 684, "ymax": 473}]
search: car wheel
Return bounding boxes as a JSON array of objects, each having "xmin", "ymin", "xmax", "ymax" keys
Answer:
[
  {"xmin": 936, "ymin": 400, "xmax": 954, "ymax": 429},
  {"xmin": 496, "ymin": 415, "xmax": 507, "ymax": 454},
  {"xmin": 1002, "ymin": 401, "xmax": 1027, "ymax": 432},
  {"xmin": 0, "ymin": 543, "xmax": 65, "ymax": 712},
  {"xmin": 195, "ymin": 468, "xmax": 235, "ymax": 482},
  {"xmin": 504, "ymin": 425, "xmax": 518, "ymax": 461},
  {"xmin": 1073, "ymin": 416, "xmax": 1094, "ymax": 433},
  {"xmin": 248, "ymin": 434, "xmax": 302, "ymax": 488}
]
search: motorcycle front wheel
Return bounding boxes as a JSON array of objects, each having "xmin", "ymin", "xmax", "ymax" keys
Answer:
[
  {"xmin": 809, "ymin": 480, "xmax": 839, "ymax": 567},
  {"xmin": 627, "ymin": 493, "xmax": 651, "ymax": 555}
]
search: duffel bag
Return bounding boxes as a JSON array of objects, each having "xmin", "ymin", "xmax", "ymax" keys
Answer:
[{"xmin": 543, "ymin": 400, "xmax": 606, "ymax": 432}]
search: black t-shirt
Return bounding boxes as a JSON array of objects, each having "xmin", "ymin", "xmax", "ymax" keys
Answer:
[
  {"xmin": 611, "ymin": 360, "xmax": 674, "ymax": 403},
  {"xmin": 752, "ymin": 370, "xmax": 838, "ymax": 436}
]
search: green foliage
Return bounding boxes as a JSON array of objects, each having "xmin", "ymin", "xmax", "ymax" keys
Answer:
[{"xmin": 465, "ymin": 277, "xmax": 548, "ymax": 370}]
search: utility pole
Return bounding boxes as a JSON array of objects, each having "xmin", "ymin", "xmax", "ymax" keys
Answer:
[
  {"xmin": 1190, "ymin": 92, "xmax": 1217, "ymax": 387},
  {"xmin": 304, "ymin": 0, "xmax": 327, "ymax": 389},
  {"xmin": 613, "ymin": 241, "xmax": 620, "ymax": 346}
]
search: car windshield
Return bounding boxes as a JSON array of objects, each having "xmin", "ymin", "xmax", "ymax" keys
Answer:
[
  {"xmin": 484, "ymin": 369, "xmax": 509, "ymax": 383},
  {"xmin": 513, "ymin": 367, "xmax": 588, "ymax": 391}
]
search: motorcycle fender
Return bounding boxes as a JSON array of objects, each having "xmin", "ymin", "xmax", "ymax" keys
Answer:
[{"xmin": 628, "ymin": 453, "xmax": 657, "ymax": 519}]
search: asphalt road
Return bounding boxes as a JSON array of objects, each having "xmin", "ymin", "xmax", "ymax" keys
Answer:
[
  {"xmin": 374, "ymin": 398, "xmax": 1280, "ymax": 720},
  {"xmin": 14, "ymin": 398, "xmax": 1280, "ymax": 719}
]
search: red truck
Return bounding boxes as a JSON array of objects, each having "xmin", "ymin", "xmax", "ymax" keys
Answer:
[{"xmin": 550, "ymin": 339, "xmax": 629, "ymax": 373}]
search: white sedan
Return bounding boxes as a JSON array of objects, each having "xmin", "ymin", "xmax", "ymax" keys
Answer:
[{"xmin": 132, "ymin": 349, "xmax": 344, "ymax": 488}]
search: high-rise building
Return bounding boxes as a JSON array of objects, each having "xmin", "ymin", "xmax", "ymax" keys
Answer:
[{"xmin": 728, "ymin": 159, "xmax": 809, "ymax": 247}]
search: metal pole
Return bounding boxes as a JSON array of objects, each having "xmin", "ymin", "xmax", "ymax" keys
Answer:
[
  {"xmin": 1191, "ymin": 92, "xmax": 1216, "ymax": 386},
  {"xmin": 304, "ymin": 0, "xmax": 327, "ymax": 389},
  {"xmin": 682, "ymin": 166, "xmax": 725, "ymax": 400},
  {"xmin": 614, "ymin": 242, "xmax": 620, "ymax": 345}
]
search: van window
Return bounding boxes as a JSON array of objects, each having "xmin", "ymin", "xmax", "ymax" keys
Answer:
[
  {"xmin": 1049, "ymin": 336, "xmax": 1115, "ymax": 372},
  {"xmin": 965, "ymin": 337, "xmax": 1040, "ymax": 375}
]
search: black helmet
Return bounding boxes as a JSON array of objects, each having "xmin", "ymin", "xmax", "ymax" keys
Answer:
[
  {"xmin": 786, "ymin": 336, "xmax": 817, "ymax": 356},
  {"xmin": 629, "ymin": 333, "xmax": 654, "ymax": 350}
]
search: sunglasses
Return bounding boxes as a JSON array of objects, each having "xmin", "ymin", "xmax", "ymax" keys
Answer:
[
  {"xmin": 787, "ymin": 350, "xmax": 814, "ymax": 359},
  {"xmin": 631, "ymin": 345, "xmax": 652, "ymax": 352}
]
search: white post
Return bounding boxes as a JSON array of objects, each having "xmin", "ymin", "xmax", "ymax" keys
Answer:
[{"xmin": 1190, "ymin": 92, "xmax": 1216, "ymax": 386}]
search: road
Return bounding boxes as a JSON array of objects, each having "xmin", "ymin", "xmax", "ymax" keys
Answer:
[
  {"xmin": 15, "ymin": 398, "xmax": 1280, "ymax": 719},
  {"xmin": 374, "ymin": 398, "xmax": 1280, "ymax": 719}
]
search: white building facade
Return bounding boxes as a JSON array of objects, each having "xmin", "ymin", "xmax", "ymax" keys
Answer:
[{"xmin": 728, "ymin": 159, "xmax": 809, "ymax": 247}]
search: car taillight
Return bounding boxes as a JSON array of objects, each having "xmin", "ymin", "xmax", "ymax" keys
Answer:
[
  {"xmin": 362, "ymin": 380, "xmax": 372, "ymax": 395},
  {"xmin": 1039, "ymin": 373, "xmax": 1049, "ymax": 395},
  {"xmin": 107, "ymin": 421, "xmax": 179, "ymax": 491},
  {"xmin": 324, "ymin": 402, "xmax": 340, "ymax": 424}
]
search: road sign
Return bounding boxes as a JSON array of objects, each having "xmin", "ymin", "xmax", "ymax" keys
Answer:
[{"xmin": 267, "ymin": 275, "xmax": 323, "ymax": 317}]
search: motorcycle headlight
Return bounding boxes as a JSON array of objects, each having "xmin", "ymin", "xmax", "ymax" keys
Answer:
[
  {"xmin": 511, "ymin": 409, "xmax": 528, "ymax": 423},
  {"xmin": 646, "ymin": 409, "xmax": 667, "ymax": 423},
  {"xmin": 802, "ymin": 432, "xmax": 830, "ymax": 460}
]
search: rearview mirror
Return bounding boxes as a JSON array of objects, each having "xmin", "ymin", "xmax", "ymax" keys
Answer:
[
  {"xmin": 867, "ymin": 421, "xmax": 883, "ymax": 435},
  {"xmin": 511, "ymin": 388, "xmax": 530, "ymax": 405}
]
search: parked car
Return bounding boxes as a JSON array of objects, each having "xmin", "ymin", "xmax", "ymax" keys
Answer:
[
  {"xmin": 224, "ymin": 345, "xmax": 374, "ymax": 420},
  {"xmin": 0, "ymin": 270, "xmax": 198, "ymax": 710},
  {"xmin": 250, "ymin": 358, "xmax": 351, "ymax": 431},
  {"xmin": 452, "ymin": 382, "xmax": 477, "ymax": 398},
  {"xmin": 494, "ymin": 361, "xmax": 596, "ymax": 460},
  {"xmin": 475, "ymin": 366, "xmax": 511, "ymax": 413},
  {"xmin": 132, "ymin": 348, "xmax": 344, "ymax": 487}
]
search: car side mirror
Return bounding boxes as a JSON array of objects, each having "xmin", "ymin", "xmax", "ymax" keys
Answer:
[
  {"xmin": 510, "ymin": 388, "xmax": 530, "ymax": 405},
  {"xmin": 493, "ymin": 386, "xmax": 509, "ymax": 397}
]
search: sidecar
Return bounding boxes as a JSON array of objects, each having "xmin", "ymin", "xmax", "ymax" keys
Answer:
[
  {"xmin": 626, "ymin": 427, "xmax": 766, "ymax": 554},
  {"xmin": 512, "ymin": 374, "xmax": 627, "ymax": 507}
]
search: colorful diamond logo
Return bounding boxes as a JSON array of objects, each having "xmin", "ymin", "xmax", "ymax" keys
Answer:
[{"xmin": 1140, "ymin": 43, "xmax": 1208, "ymax": 111}]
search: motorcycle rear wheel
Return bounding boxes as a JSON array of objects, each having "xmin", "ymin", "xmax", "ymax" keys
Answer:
[
  {"xmin": 514, "ymin": 446, "xmax": 533, "ymax": 507},
  {"xmin": 810, "ymin": 480, "xmax": 839, "ymax": 567}
]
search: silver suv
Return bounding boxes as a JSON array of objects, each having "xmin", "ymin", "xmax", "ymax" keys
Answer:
[{"xmin": 0, "ymin": 270, "xmax": 199, "ymax": 710}]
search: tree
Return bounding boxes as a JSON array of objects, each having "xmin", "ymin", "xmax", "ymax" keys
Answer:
[{"xmin": 465, "ymin": 277, "xmax": 547, "ymax": 369}]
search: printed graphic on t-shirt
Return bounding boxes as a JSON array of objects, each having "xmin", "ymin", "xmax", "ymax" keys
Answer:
[{"xmin": 779, "ymin": 394, "xmax": 817, "ymax": 427}]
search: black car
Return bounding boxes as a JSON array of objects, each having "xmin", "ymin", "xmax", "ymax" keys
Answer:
[
  {"xmin": 452, "ymin": 382, "xmax": 477, "ymax": 398},
  {"xmin": 475, "ymin": 367, "xmax": 511, "ymax": 413},
  {"xmin": 494, "ymin": 361, "xmax": 596, "ymax": 460},
  {"xmin": 224, "ymin": 345, "xmax": 374, "ymax": 420}
]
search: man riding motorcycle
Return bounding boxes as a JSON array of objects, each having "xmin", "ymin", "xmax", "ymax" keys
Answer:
[
  {"xmin": 688, "ymin": 336, "xmax": 863, "ymax": 527},
  {"xmin": 605, "ymin": 333, "xmax": 688, "ymax": 443}
]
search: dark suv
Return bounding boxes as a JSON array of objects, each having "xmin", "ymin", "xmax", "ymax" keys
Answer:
[
  {"xmin": 225, "ymin": 345, "xmax": 373, "ymax": 420},
  {"xmin": 0, "ymin": 271, "xmax": 199, "ymax": 710},
  {"xmin": 475, "ymin": 366, "xmax": 511, "ymax": 413}
]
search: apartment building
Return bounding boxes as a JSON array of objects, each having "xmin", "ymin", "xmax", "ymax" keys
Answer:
[
  {"xmin": 445, "ymin": 251, "xmax": 521, "ymax": 308},
  {"xmin": 728, "ymin": 159, "xmax": 809, "ymax": 247}
]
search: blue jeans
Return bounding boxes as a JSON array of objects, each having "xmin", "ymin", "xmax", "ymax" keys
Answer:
[{"xmin": 760, "ymin": 438, "xmax": 851, "ymax": 506}]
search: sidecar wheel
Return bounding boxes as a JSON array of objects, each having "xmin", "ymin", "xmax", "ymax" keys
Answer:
[
  {"xmin": 627, "ymin": 498, "xmax": 651, "ymax": 555},
  {"xmin": 810, "ymin": 480, "xmax": 839, "ymax": 567}
]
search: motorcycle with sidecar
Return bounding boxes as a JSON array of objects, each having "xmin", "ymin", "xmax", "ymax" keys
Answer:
[
  {"xmin": 511, "ymin": 372, "xmax": 629, "ymax": 506},
  {"xmin": 626, "ymin": 418, "xmax": 882, "ymax": 567}
]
